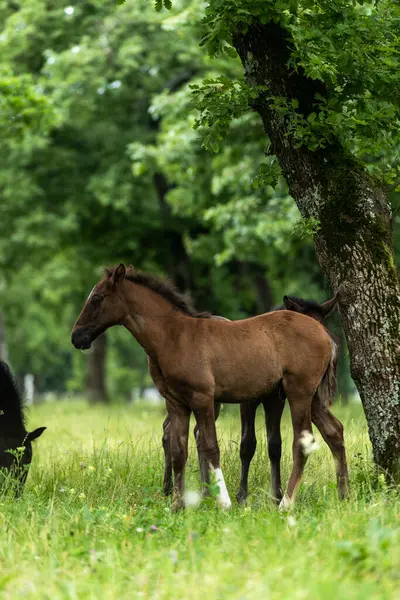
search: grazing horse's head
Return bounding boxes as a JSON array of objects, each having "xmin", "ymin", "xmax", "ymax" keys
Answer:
[
  {"xmin": 0, "ymin": 361, "xmax": 46, "ymax": 493},
  {"xmin": 71, "ymin": 263, "xmax": 128, "ymax": 350},
  {"xmin": 282, "ymin": 293, "xmax": 338, "ymax": 323},
  {"xmin": 0, "ymin": 428, "xmax": 46, "ymax": 491}
]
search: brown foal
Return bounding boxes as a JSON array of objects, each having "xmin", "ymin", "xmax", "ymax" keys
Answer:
[
  {"xmin": 72, "ymin": 265, "xmax": 349, "ymax": 511},
  {"xmin": 236, "ymin": 294, "xmax": 340, "ymax": 503},
  {"xmin": 162, "ymin": 295, "xmax": 339, "ymax": 504}
]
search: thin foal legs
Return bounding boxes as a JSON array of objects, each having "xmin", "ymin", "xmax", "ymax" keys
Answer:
[
  {"xmin": 167, "ymin": 402, "xmax": 191, "ymax": 512},
  {"xmin": 194, "ymin": 403, "xmax": 231, "ymax": 509}
]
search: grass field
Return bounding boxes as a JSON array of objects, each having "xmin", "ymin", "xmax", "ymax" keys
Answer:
[{"xmin": 0, "ymin": 400, "xmax": 399, "ymax": 599}]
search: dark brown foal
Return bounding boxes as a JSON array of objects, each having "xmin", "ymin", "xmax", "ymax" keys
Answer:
[
  {"xmin": 236, "ymin": 294, "xmax": 339, "ymax": 503},
  {"xmin": 162, "ymin": 294, "xmax": 338, "ymax": 504},
  {"xmin": 72, "ymin": 265, "xmax": 348, "ymax": 511}
]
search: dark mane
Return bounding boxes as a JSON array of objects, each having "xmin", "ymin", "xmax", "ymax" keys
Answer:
[
  {"xmin": 0, "ymin": 361, "xmax": 26, "ymax": 434},
  {"xmin": 273, "ymin": 296, "xmax": 324, "ymax": 313},
  {"xmin": 106, "ymin": 268, "xmax": 211, "ymax": 319}
]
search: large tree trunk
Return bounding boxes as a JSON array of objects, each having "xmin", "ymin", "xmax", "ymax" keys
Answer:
[
  {"xmin": 233, "ymin": 22, "xmax": 400, "ymax": 480},
  {"xmin": 86, "ymin": 333, "xmax": 108, "ymax": 404}
]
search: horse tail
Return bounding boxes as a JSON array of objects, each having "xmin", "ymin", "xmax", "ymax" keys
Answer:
[{"xmin": 316, "ymin": 337, "xmax": 338, "ymax": 410}]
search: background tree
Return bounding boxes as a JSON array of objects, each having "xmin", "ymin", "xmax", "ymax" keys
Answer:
[{"xmin": 0, "ymin": 0, "xmax": 359, "ymax": 406}]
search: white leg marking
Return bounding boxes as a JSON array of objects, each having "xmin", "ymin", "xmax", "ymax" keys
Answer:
[
  {"xmin": 279, "ymin": 494, "xmax": 293, "ymax": 512},
  {"xmin": 299, "ymin": 430, "xmax": 319, "ymax": 456},
  {"xmin": 209, "ymin": 464, "xmax": 232, "ymax": 509}
]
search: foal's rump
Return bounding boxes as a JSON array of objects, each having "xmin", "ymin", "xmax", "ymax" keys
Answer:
[{"xmin": 267, "ymin": 311, "xmax": 334, "ymax": 392}]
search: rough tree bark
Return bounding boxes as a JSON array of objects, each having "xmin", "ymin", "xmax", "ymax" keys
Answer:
[
  {"xmin": 86, "ymin": 333, "xmax": 108, "ymax": 404},
  {"xmin": 233, "ymin": 22, "xmax": 400, "ymax": 479}
]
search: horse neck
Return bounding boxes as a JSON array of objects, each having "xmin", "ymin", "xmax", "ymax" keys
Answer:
[
  {"xmin": 0, "ymin": 399, "xmax": 25, "ymax": 437},
  {"xmin": 0, "ymin": 367, "xmax": 26, "ymax": 436},
  {"xmin": 122, "ymin": 283, "xmax": 184, "ymax": 358}
]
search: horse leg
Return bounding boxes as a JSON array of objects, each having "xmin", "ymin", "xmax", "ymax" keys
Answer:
[
  {"xmin": 280, "ymin": 378, "xmax": 314, "ymax": 511},
  {"xmin": 311, "ymin": 397, "xmax": 349, "ymax": 499},
  {"xmin": 167, "ymin": 401, "xmax": 191, "ymax": 512},
  {"xmin": 194, "ymin": 402, "xmax": 231, "ymax": 509},
  {"xmin": 162, "ymin": 415, "xmax": 173, "ymax": 496},
  {"xmin": 194, "ymin": 401, "xmax": 221, "ymax": 496},
  {"xmin": 263, "ymin": 387, "xmax": 285, "ymax": 503},
  {"xmin": 236, "ymin": 400, "xmax": 259, "ymax": 503}
]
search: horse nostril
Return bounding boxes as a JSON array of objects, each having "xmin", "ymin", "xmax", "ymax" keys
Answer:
[{"xmin": 71, "ymin": 328, "xmax": 91, "ymax": 349}]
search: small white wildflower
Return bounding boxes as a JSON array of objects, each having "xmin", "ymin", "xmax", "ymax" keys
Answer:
[
  {"xmin": 136, "ymin": 527, "xmax": 144, "ymax": 533},
  {"xmin": 299, "ymin": 430, "xmax": 319, "ymax": 456},
  {"xmin": 184, "ymin": 490, "xmax": 201, "ymax": 509},
  {"xmin": 108, "ymin": 80, "xmax": 121, "ymax": 89},
  {"xmin": 64, "ymin": 6, "xmax": 74, "ymax": 15},
  {"xmin": 71, "ymin": 45, "xmax": 80, "ymax": 54},
  {"xmin": 59, "ymin": 487, "xmax": 65, "ymax": 493},
  {"xmin": 287, "ymin": 515, "xmax": 297, "ymax": 528}
]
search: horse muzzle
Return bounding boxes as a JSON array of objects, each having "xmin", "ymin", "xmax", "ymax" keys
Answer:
[{"xmin": 71, "ymin": 327, "xmax": 92, "ymax": 350}]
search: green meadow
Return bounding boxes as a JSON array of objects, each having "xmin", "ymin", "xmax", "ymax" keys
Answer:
[{"xmin": 0, "ymin": 400, "xmax": 398, "ymax": 599}]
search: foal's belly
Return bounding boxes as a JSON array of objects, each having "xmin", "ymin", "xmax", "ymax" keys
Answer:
[
  {"xmin": 212, "ymin": 358, "xmax": 281, "ymax": 403},
  {"xmin": 214, "ymin": 380, "xmax": 278, "ymax": 404}
]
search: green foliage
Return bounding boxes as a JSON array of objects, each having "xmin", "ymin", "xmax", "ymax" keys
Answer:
[
  {"xmin": 191, "ymin": 77, "xmax": 252, "ymax": 153},
  {"xmin": 291, "ymin": 216, "xmax": 322, "ymax": 241},
  {"xmin": 154, "ymin": 0, "xmax": 172, "ymax": 10},
  {"xmin": 189, "ymin": 0, "xmax": 400, "ymax": 186},
  {"xmin": 0, "ymin": 68, "xmax": 56, "ymax": 138}
]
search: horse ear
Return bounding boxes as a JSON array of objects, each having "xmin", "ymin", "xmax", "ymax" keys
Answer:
[
  {"xmin": 320, "ymin": 293, "xmax": 338, "ymax": 318},
  {"xmin": 111, "ymin": 263, "xmax": 126, "ymax": 288},
  {"xmin": 283, "ymin": 296, "xmax": 301, "ymax": 312},
  {"xmin": 26, "ymin": 427, "xmax": 46, "ymax": 442}
]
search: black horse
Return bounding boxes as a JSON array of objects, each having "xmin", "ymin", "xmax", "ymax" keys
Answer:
[{"xmin": 0, "ymin": 361, "xmax": 46, "ymax": 493}]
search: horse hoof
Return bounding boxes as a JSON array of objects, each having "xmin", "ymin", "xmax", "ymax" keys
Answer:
[
  {"xmin": 236, "ymin": 490, "xmax": 247, "ymax": 504},
  {"xmin": 278, "ymin": 495, "xmax": 293, "ymax": 512}
]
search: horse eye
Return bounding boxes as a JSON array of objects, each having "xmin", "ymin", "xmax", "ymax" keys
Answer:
[{"xmin": 91, "ymin": 294, "xmax": 103, "ymax": 304}]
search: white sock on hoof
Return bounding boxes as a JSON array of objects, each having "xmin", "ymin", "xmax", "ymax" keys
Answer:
[
  {"xmin": 279, "ymin": 494, "xmax": 293, "ymax": 512},
  {"xmin": 209, "ymin": 464, "xmax": 232, "ymax": 509},
  {"xmin": 299, "ymin": 430, "xmax": 319, "ymax": 456}
]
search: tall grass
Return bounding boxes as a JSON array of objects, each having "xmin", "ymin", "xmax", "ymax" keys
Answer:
[{"xmin": 0, "ymin": 401, "xmax": 398, "ymax": 599}]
